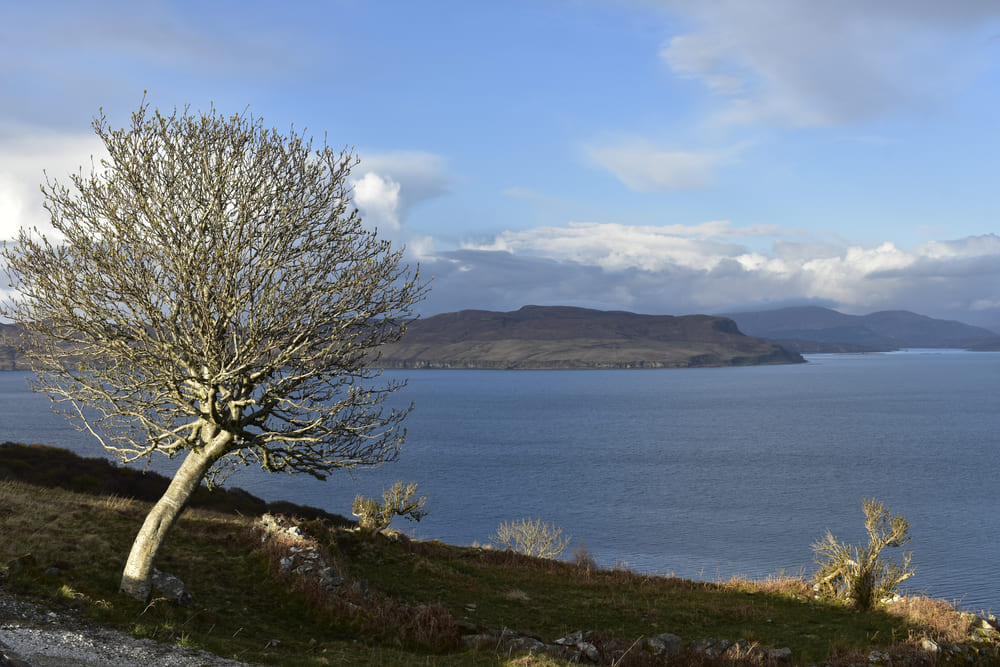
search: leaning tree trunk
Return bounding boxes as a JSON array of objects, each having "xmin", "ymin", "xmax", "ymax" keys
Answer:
[{"xmin": 119, "ymin": 446, "xmax": 218, "ymax": 600}]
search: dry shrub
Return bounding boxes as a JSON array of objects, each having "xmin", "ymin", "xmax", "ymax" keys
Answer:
[
  {"xmin": 352, "ymin": 480, "xmax": 428, "ymax": 533},
  {"xmin": 491, "ymin": 517, "xmax": 570, "ymax": 559},
  {"xmin": 572, "ymin": 539, "xmax": 598, "ymax": 571},
  {"xmin": 813, "ymin": 498, "xmax": 914, "ymax": 610},
  {"xmin": 364, "ymin": 600, "xmax": 459, "ymax": 651}
]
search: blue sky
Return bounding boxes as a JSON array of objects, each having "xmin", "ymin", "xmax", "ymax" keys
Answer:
[{"xmin": 2, "ymin": 1, "xmax": 999, "ymax": 328}]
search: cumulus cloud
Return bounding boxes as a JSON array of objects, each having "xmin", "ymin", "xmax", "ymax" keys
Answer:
[
  {"xmin": 420, "ymin": 222, "xmax": 1000, "ymax": 328},
  {"xmin": 659, "ymin": 0, "xmax": 1000, "ymax": 127},
  {"xmin": 351, "ymin": 171, "xmax": 403, "ymax": 231},
  {"xmin": 349, "ymin": 150, "xmax": 450, "ymax": 235}
]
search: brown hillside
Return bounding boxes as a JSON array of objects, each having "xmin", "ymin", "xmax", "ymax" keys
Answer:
[{"xmin": 377, "ymin": 305, "xmax": 804, "ymax": 369}]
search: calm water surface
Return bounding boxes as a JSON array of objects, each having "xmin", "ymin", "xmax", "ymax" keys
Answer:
[{"xmin": 2, "ymin": 350, "xmax": 998, "ymax": 610}]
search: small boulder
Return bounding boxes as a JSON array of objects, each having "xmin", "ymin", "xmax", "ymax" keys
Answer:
[
  {"xmin": 689, "ymin": 637, "xmax": 718, "ymax": 653},
  {"xmin": 646, "ymin": 632, "xmax": 683, "ymax": 655},
  {"xmin": 503, "ymin": 635, "xmax": 547, "ymax": 654},
  {"xmin": 151, "ymin": 568, "xmax": 193, "ymax": 606},
  {"xmin": 578, "ymin": 641, "xmax": 600, "ymax": 662},
  {"xmin": 555, "ymin": 630, "xmax": 586, "ymax": 645},
  {"xmin": 920, "ymin": 637, "xmax": 941, "ymax": 654},
  {"xmin": 768, "ymin": 647, "xmax": 793, "ymax": 661},
  {"xmin": 867, "ymin": 649, "xmax": 890, "ymax": 663},
  {"xmin": 706, "ymin": 638, "xmax": 732, "ymax": 658}
]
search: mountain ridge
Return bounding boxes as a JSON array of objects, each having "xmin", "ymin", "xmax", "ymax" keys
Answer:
[{"xmin": 722, "ymin": 306, "xmax": 1000, "ymax": 352}]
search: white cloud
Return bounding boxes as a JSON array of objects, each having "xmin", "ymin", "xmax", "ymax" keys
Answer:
[
  {"xmin": 354, "ymin": 151, "xmax": 450, "ymax": 212},
  {"xmin": 659, "ymin": 0, "xmax": 1000, "ymax": 127},
  {"xmin": 351, "ymin": 171, "xmax": 403, "ymax": 231},
  {"xmin": 464, "ymin": 221, "xmax": 781, "ymax": 272},
  {"xmin": 423, "ymin": 222, "xmax": 1000, "ymax": 328},
  {"xmin": 405, "ymin": 234, "xmax": 438, "ymax": 261},
  {"xmin": 349, "ymin": 150, "xmax": 450, "ymax": 235},
  {"xmin": 0, "ymin": 126, "xmax": 105, "ymax": 241}
]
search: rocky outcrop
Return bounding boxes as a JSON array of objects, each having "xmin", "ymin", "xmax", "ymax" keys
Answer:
[{"xmin": 252, "ymin": 514, "xmax": 344, "ymax": 595}]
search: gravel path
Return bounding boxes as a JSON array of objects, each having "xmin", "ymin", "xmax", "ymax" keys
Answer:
[{"xmin": 0, "ymin": 590, "xmax": 249, "ymax": 667}]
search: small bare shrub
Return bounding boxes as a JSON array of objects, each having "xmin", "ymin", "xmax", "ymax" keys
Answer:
[
  {"xmin": 572, "ymin": 539, "xmax": 599, "ymax": 570},
  {"xmin": 352, "ymin": 480, "xmax": 428, "ymax": 533},
  {"xmin": 490, "ymin": 517, "xmax": 570, "ymax": 560},
  {"xmin": 812, "ymin": 498, "xmax": 914, "ymax": 610}
]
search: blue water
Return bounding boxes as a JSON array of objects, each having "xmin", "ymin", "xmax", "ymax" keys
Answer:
[{"xmin": 2, "ymin": 350, "xmax": 998, "ymax": 611}]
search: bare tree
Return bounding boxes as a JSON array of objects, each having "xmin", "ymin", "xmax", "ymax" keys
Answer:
[{"xmin": 1, "ymin": 101, "xmax": 425, "ymax": 600}]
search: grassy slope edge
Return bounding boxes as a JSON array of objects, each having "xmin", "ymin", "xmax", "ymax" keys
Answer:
[{"xmin": 1, "ymin": 444, "xmax": 996, "ymax": 666}]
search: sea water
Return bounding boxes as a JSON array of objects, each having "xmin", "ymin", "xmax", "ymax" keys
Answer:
[{"xmin": 2, "ymin": 350, "xmax": 997, "ymax": 611}]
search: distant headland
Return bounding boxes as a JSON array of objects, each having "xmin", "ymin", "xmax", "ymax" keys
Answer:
[{"xmin": 375, "ymin": 305, "xmax": 804, "ymax": 369}]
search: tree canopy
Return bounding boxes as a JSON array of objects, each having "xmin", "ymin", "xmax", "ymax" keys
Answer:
[{"xmin": 1, "ymin": 100, "xmax": 425, "ymax": 598}]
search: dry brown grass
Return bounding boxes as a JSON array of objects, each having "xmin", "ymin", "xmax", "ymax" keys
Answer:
[
  {"xmin": 883, "ymin": 595, "xmax": 982, "ymax": 643},
  {"xmin": 363, "ymin": 600, "xmax": 461, "ymax": 651},
  {"xmin": 501, "ymin": 588, "xmax": 532, "ymax": 602},
  {"xmin": 99, "ymin": 493, "xmax": 135, "ymax": 512},
  {"xmin": 719, "ymin": 573, "xmax": 814, "ymax": 598}
]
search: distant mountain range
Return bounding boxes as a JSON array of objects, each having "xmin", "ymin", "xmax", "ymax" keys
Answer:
[
  {"xmin": 722, "ymin": 306, "xmax": 1000, "ymax": 352},
  {"xmin": 376, "ymin": 305, "xmax": 804, "ymax": 369}
]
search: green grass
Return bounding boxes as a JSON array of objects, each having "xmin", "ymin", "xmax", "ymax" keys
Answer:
[{"xmin": 1, "ymin": 443, "xmax": 996, "ymax": 665}]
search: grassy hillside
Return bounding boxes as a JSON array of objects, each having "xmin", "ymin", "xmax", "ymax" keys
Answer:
[{"xmin": 1, "ymin": 444, "xmax": 997, "ymax": 665}]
